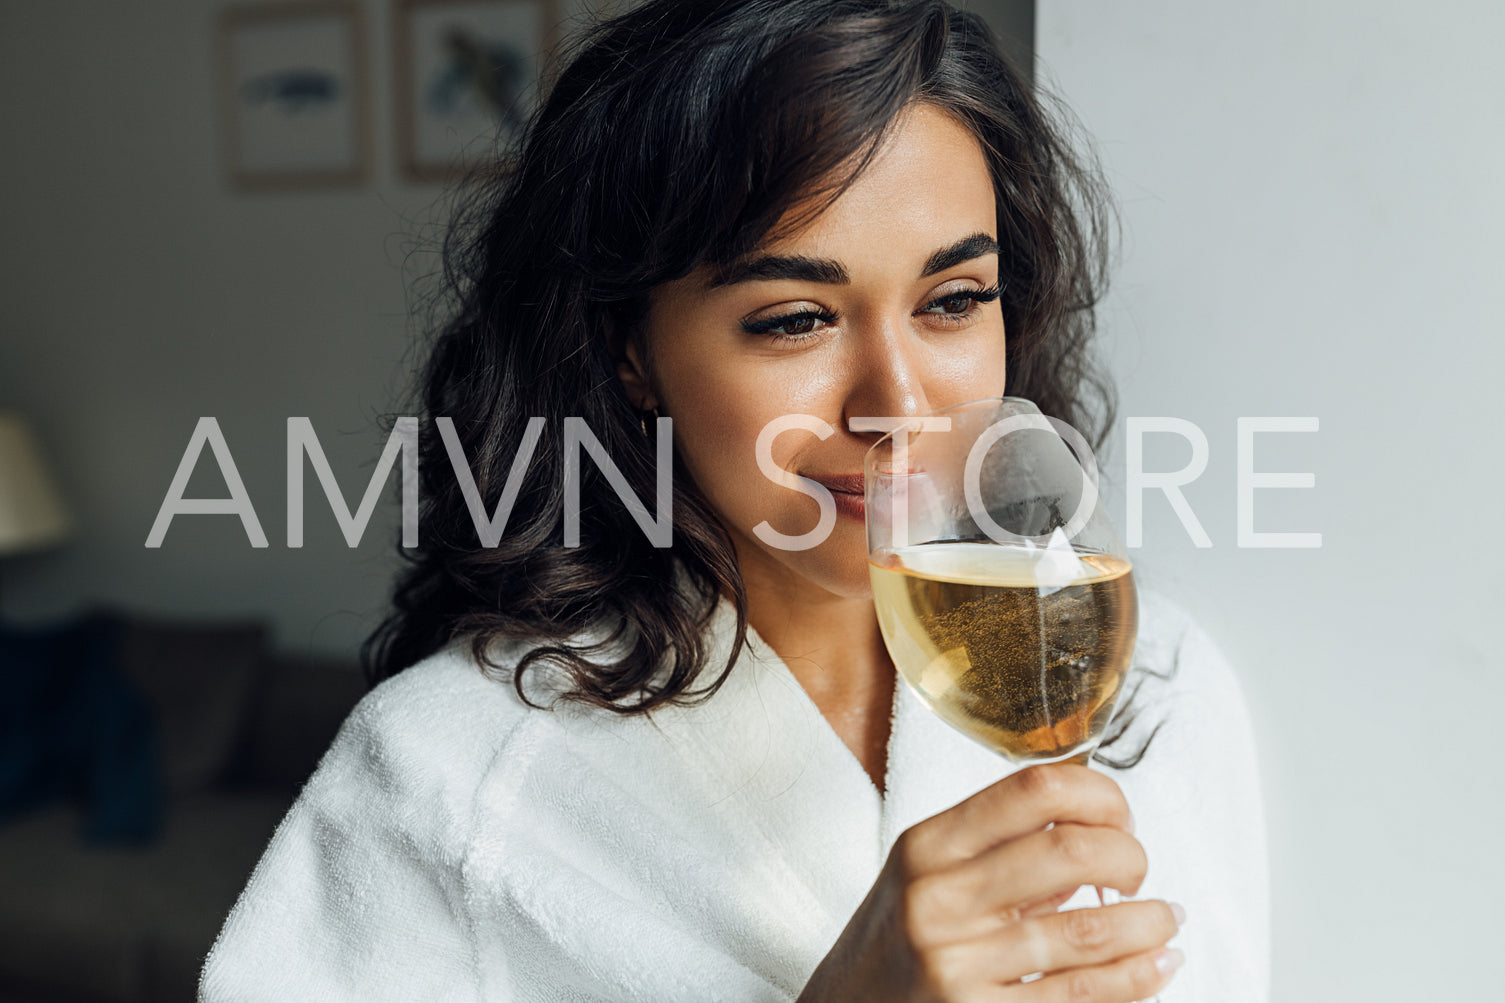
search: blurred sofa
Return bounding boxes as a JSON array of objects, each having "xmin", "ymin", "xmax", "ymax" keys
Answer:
[{"xmin": 0, "ymin": 613, "xmax": 368, "ymax": 1003}]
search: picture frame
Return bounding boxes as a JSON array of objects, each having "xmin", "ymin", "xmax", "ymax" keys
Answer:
[
  {"xmin": 216, "ymin": 1, "xmax": 373, "ymax": 190},
  {"xmin": 394, "ymin": 0, "xmax": 564, "ymax": 184}
]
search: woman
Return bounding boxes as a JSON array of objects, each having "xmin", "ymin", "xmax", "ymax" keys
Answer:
[{"xmin": 200, "ymin": 1, "xmax": 1268, "ymax": 1000}]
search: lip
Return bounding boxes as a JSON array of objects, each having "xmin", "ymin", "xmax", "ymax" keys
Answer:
[
  {"xmin": 810, "ymin": 473, "xmax": 867, "ymax": 495},
  {"xmin": 805, "ymin": 474, "xmax": 867, "ymax": 523},
  {"xmin": 829, "ymin": 490, "xmax": 864, "ymax": 523}
]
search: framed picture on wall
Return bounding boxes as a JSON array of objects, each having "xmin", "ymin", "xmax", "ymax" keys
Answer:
[
  {"xmin": 395, "ymin": 0, "xmax": 564, "ymax": 184},
  {"xmin": 216, "ymin": 1, "xmax": 373, "ymax": 190}
]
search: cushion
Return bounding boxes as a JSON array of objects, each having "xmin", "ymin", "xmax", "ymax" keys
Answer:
[
  {"xmin": 0, "ymin": 613, "xmax": 163, "ymax": 844},
  {"xmin": 0, "ymin": 791, "xmax": 293, "ymax": 1002},
  {"xmin": 229, "ymin": 653, "xmax": 367, "ymax": 790},
  {"xmin": 115, "ymin": 617, "xmax": 266, "ymax": 797}
]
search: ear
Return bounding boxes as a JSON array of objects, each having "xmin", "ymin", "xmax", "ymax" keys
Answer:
[{"xmin": 605, "ymin": 312, "xmax": 658, "ymax": 412}]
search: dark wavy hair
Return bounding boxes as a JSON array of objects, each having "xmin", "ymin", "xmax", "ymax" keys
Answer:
[{"xmin": 363, "ymin": 0, "xmax": 1161, "ymax": 765}]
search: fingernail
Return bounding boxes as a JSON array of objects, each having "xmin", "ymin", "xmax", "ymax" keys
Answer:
[
  {"xmin": 1170, "ymin": 901, "xmax": 1186, "ymax": 926},
  {"xmin": 1154, "ymin": 948, "xmax": 1185, "ymax": 977}
]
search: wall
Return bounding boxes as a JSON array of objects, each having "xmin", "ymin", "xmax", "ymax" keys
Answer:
[
  {"xmin": 964, "ymin": 0, "xmax": 1033, "ymax": 75},
  {"xmin": 0, "ymin": 0, "xmax": 606, "ymax": 656},
  {"xmin": 1036, "ymin": 1, "xmax": 1504, "ymax": 998}
]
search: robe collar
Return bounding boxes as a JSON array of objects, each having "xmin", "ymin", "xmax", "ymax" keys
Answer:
[{"xmin": 645, "ymin": 594, "xmax": 1018, "ymax": 919}]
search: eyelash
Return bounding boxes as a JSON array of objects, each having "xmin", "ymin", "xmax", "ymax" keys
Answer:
[{"xmin": 740, "ymin": 281, "xmax": 1006, "ymax": 343}]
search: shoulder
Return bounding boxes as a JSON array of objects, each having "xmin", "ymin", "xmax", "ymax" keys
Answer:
[
  {"xmin": 1133, "ymin": 587, "xmax": 1197, "ymax": 670},
  {"xmin": 1134, "ymin": 587, "xmax": 1246, "ymax": 706},
  {"xmin": 1114, "ymin": 590, "xmax": 1271, "ymax": 1000},
  {"xmin": 301, "ymin": 630, "xmax": 692, "ymax": 850},
  {"xmin": 200, "ymin": 641, "xmax": 563, "ymax": 1000},
  {"xmin": 306, "ymin": 638, "xmax": 565, "ymax": 817},
  {"xmin": 1110, "ymin": 588, "xmax": 1265, "ymax": 852},
  {"xmin": 339, "ymin": 639, "xmax": 539, "ymax": 759},
  {"xmin": 1107, "ymin": 586, "xmax": 1259, "ymax": 774}
]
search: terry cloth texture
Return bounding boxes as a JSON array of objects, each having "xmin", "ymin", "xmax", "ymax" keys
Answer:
[{"xmin": 200, "ymin": 589, "xmax": 1270, "ymax": 1002}]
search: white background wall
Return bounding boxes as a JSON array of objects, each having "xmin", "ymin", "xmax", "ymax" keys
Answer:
[{"xmin": 1037, "ymin": 1, "xmax": 1505, "ymax": 998}]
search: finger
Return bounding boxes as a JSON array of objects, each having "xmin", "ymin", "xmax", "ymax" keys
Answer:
[
  {"xmin": 909, "ymin": 824, "xmax": 1148, "ymax": 944},
  {"xmin": 1003, "ymin": 944, "xmax": 1184, "ymax": 1002},
  {"xmin": 906, "ymin": 764, "xmax": 1133, "ymax": 869},
  {"xmin": 1015, "ymin": 886, "xmax": 1079, "ymax": 918},
  {"xmin": 985, "ymin": 900, "xmax": 1181, "ymax": 985}
]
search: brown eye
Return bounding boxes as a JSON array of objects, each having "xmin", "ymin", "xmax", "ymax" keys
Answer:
[
  {"xmin": 919, "ymin": 282, "xmax": 1005, "ymax": 325},
  {"xmin": 740, "ymin": 306, "xmax": 838, "ymax": 340},
  {"xmin": 920, "ymin": 291, "xmax": 983, "ymax": 319}
]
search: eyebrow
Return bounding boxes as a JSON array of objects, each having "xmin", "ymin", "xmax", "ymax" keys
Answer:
[{"xmin": 705, "ymin": 232, "xmax": 1001, "ymax": 289}]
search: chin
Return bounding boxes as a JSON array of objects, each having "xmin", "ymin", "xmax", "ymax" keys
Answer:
[
  {"xmin": 785, "ymin": 544, "xmax": 878, "ymax": 602},
  {"xmin": 725, "ymin": 503, "xmax": 879, "ymax": 601}
]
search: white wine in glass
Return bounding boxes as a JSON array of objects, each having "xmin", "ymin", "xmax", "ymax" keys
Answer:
[
  {"xmin": 865, "ymin": 397, "xmax": 1139, "ymax": 769},
  {"xmin": 870, "ymin": 542, "xmax": 1136, "ymax": 765}
]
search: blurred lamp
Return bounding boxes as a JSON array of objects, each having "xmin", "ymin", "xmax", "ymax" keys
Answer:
[{"xmin": 0, "ymin": 411, "xmax": 73, "ymax": 556}]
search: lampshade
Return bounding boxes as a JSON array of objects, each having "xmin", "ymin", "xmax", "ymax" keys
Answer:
[{"xmin": 0, "ymin": 411, "xmax": 73, "ymax": 556}]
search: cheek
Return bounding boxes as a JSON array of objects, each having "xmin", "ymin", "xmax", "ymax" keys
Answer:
[
  {"xmin": 935, "ymin": 325, "xmax": 1009, "ymax": 400},
  {"xmin": 662, "ymin": 365, "xmax": 761, "ymax": 461},
  {"xmin": 656, "ymin": 363, "xmax": 770, "ymax": 519},
  {"xmin": 658, "ymin": 353, "xmax": 837, "ymax": 482}
]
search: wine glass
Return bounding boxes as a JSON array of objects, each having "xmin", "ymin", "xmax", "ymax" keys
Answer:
[{"xmin": 864, "ymin": 396, "xmax": 1139, "ymax": 906}]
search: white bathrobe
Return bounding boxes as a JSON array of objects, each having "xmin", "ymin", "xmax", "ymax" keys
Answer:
[{"xmin": 199, "ymin": 588, "xmax": 1269, "ymax": 1002}]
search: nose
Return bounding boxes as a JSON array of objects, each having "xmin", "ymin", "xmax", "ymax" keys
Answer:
[{"xmin": 840, "ymin": 320, "xmax": 935, "ymax": 434}]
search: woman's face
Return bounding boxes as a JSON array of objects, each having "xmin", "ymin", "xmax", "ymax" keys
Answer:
[{"xmin": 623, "ymin": 102, "xmax": 1008, "ymax": 599}]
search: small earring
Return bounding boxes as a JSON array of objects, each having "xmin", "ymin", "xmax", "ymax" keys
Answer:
[{"xmin": 639, "ymin": 405, "xmax": 661, "ymax": 437}]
